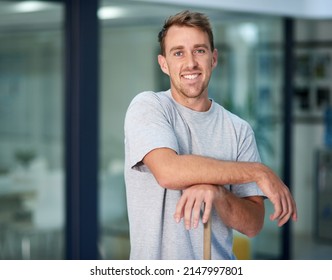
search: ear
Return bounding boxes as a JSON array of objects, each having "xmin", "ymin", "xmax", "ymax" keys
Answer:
[
  {"xmin": 211, "ymin": 48, "xmax": 218, "ymax": 69},
  {"xmin": 158, "ymin": 54, "xmax": 170, "ymax": 75}
]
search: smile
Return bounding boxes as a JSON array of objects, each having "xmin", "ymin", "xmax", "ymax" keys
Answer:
[{"xmin": 182, "ymin": 74, "xmax": 199, "ymax": 80}]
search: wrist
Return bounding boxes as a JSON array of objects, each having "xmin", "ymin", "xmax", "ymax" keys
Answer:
[{"xmin": 252, "ymin": 162, "xmax": 268, "ymax": 183}]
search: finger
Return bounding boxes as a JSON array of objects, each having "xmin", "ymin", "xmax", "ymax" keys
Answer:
[
  {"xmin": 184, "ymin": 197, "xmax": 195, "ymax": 230},
  {"xmin": 278, "ymin": 212, "xmax": 291, "ymax": 226},
  {"xmin": 280, "ymin": 195, "xmax": 289, "ymax": 218},
  {"xmin": 278, "ymin": 192, "xmax": 297, "ymax": 226},
  {"xmin": 271, "ymin": 189, "xmax": 292, "ymax": 226},
  {"xmin": 270, "ymin": 195, "xmax": 282, "ymax": 221},
  {"xmin": 174, "ymin": 194, "xmax": 187, "ymax": 223},
  {"xmin": 292, "ymin": 196, "xmax": 298, "ymax": 221},
  {"xmin": 192, "ymin": 199, "xmax": 202, "ymax": 229},
  {"xmin": 270, "ymin": 191, "xmax": 288, "ymax": 223},
  {"xmin": 277, "ymin": 197, "xmax": 291, "ymax": 226},
  {"xmin": 286, "ymin": 191, "xmax": 298, "ymax": 222},
  {"xmin": 202, "ymin": 201, "xmax": 212, "ymax": 224}
]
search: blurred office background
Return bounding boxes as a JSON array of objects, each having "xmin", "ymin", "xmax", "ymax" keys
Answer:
[{"xmin": 0, "ymin": 0, "xmax": 332, "ymax": 260}]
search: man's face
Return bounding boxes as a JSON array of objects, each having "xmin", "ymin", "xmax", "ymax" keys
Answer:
[{"xmin": 158, "ymin": 25, "xmax": 218, "ymax": 110}]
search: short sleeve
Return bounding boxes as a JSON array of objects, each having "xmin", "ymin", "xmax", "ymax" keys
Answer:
[{"xmin": 124, "ymin": 91, "xmax": 179, "ymax": 171}]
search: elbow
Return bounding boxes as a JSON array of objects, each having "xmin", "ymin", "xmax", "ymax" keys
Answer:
[
  {"xmin": 154, "ymin": 170, "xmax": 188, "ymax": 190},
  {"xmin": 240, "ymin": 227, "xmax": 261, "ymax": 239},
  {"xmin": 143, "ymin": 148, "xmax": 183, "ymax": 190},
  {"xmin": 156, "ymin": 176, "xmax": 172, "ymax": 189},
  {"xmin": 245, "ymin": 228, "xmax": 261, "ymax": 238},
  {"xmin": 154, "ymin": 171, "xmax": 180, "ymax": 190},
  {"xmin": 242, "ymin": 220, "xmax": 264, "ymax": 238}
]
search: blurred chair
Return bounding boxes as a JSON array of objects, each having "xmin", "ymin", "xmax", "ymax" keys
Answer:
[
  {"xmin": 6, "ymin": 170, "xmax": 64, "ymax": 259},
  {"xmin": 233, "ymin": 233, "xmax": 251, "ymax": 260}
]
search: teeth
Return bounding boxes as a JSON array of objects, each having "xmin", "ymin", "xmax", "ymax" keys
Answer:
[{"xmin": 183, "ymin": 74, "xmax": 198, "ymax": 80}]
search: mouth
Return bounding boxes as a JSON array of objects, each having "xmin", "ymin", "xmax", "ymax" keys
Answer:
[{"xmin": 182, "ymin": 73, "xmax": 200, "ymax": 80}]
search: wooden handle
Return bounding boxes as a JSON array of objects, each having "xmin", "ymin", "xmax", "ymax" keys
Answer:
[{"xmin": 203, "ymin": 211, "xmax": 211, "ymax": 260}]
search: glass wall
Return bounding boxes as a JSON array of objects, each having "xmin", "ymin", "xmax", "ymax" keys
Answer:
[
  {"xmin": 98, "ymin": 0, "xmax": 285, "ymax": 259},
  {"xmin": 212, "ymin": 17, "xmax": 285, "ymax": 259},
  {"xmin": 0, "ymin": 1, "xmax": 64, "ymax": 259}
]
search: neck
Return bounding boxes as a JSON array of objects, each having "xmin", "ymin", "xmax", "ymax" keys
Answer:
[{"xmin": 170, "ymin": 91, "xmax": 212, "ymax": 112}]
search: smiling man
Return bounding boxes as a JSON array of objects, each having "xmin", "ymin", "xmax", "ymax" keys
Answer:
[
  {"xmin": 157, "ymin": 24, "xmax": 217, "ymax": 111},
  {"xmin": 124, "ymin": 10, "xmax": 297, "ymax": 260}
]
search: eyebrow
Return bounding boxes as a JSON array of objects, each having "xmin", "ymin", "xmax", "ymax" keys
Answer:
[
  {"xmin": 169, "ymin": 45, "xmax": 184, "ymax": 54},
  {"xmin": 168, "ymin": 43, "xmax": 210, "ymax": 54}
]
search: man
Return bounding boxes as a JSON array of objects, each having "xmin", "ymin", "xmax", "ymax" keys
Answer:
[{"xmin": 124, "ymin": 10, "xmax": 297, "ymax": 260}]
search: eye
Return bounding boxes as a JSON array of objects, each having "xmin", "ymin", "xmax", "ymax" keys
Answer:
[
  {"xmin": 195, "ymin": 49, "xmax": 206, "ymax": 54},
  {"xmin": 174, "ymin": 51, "xmax": 183, "ymax": 57}
]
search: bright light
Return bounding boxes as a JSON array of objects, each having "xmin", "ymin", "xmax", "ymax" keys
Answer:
[
  {"xmin": 98, "ymin": 7, "xmax": 125, "ymax": 20},
  {"xmin": 12, "ymin": 1, "xmax": 52, "ymax": 13},
  {"xmin": 239, "ymin": 23, "xmax": 258, "ymax": 45}
]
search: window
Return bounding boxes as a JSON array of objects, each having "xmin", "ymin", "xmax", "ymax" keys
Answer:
[{"xmin": 0, "ymin": 1, "xmax": 65, "ymax": 259}]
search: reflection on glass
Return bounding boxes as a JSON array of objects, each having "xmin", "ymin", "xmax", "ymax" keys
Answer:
[{"xmin": 0, "ymin": 1, "xmax": 64, "ymax": 259}]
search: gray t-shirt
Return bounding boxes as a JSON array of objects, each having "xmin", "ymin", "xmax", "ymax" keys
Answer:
[{"xmin": 124, "ymin": 90, "xmax": 265, "ymax": 260}]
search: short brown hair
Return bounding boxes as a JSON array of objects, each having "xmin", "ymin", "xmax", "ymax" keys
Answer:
[{"xmin": 158, "ymin": 10, "xmax": 215, "ymax": 56}]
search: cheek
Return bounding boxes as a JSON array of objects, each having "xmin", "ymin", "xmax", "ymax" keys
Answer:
[{"xmin": 167, "ymin": 64, "xmax": 181, "ymax": 76}]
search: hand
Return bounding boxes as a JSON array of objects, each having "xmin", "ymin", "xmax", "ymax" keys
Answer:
[
  {"xmin": 173, "ymin": 184, "xmax": 219, "ymax": 230},
  {"xmin": 257, "ymin": 165, "xmax": 298, "ymax": 226}
]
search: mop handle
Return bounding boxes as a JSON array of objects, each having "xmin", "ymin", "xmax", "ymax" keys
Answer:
[{"xmin": 203, "ymin": 205, "xmax": 211, "ymax": 260}]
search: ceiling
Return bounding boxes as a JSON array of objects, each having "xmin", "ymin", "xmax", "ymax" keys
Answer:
[
  {"xmin": 134, "ymin": 0, "xmax": 332, "ymax": 19},
  {"xmin": 0, "ymin": 0, "xmax": 330, "ymax": 31}
]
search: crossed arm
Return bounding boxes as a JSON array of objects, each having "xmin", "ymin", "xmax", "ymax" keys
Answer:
[{"xmin": 143, "ymin": 147, "xmax": 297, "ymax": 236}]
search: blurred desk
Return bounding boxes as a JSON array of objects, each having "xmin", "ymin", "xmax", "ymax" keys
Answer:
[
  {"xmin": 0, "ymin": 173, "xmax": 64, "ymax": 259},
  {"xmin": 0, "ymin": 176, "xmax": 37, "ymax": 223}
]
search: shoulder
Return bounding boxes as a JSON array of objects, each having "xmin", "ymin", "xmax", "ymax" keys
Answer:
[
  {"xmin": 128, "ymin": 90, "xmax": 171, "ymax": 108},
  {"xmin": 126, "ymin": 90, "xmax": 175, "ymax": 120},
  {"xmin": 125, "ymin": 90, "xmax": 174, "ymax": 123}
]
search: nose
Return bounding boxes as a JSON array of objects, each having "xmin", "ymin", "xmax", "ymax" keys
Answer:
[{"xmin": 185, "ymin": 52, "xmax": 198, "ymax": 69}]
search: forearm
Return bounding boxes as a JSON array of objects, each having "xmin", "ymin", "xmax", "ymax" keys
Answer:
[
  {"xmin": 145, "ymin": 147, "xmax": 297, "ymax": 226},
  {"xmin": 214, "ymin": 187, "xmax": 265, "ymax": 237},
  {"xmin": 144, "ymin": 148, "xmax": 265, "ymax": 190}
]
